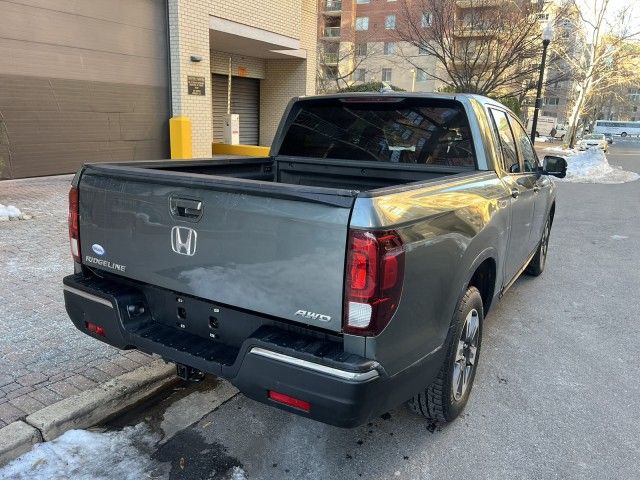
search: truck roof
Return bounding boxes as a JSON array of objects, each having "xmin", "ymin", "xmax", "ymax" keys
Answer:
[{"xmin": 295, "ymin": 91, "xmax": 497, "ymax": 106}]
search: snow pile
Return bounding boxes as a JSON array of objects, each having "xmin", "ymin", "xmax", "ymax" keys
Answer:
[
  {"xmin": 0, "ymin": 204, "xmax": 32, "ymax": 221},
  {"xmin": 534, "ymin": 136, "xmax": 551, "ymax": 143},
  {"xmin": 545, "ymin": 147, "xmax": 639, "ymax": 184},
  {"xmin": 0, "ymin": 425, "xmax": 161, "ymax": 480}
]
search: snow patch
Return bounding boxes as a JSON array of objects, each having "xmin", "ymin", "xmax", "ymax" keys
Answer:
[
  {"xmin": 0, "ymin": 204, "xmax": 32, "ymax": 221},
  {"xmin": 544, "ymin": 147, "xmax": 639, "ymax": 184},
  {"xmin": 0, "ymin": 424, "xmax": 162, "ymax": 480},
  {"xmin": 610, "ymin": 235, "xmax": 628, "ymax": 240},
  {"xmin": 229, "ymin": 466, "xmax": 248, "ymax": 480}
]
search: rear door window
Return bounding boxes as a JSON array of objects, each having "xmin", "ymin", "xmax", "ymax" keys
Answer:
[
  {"xmin": 509, "ymin": 116, "xmax": 540, "ymax": 173},
  {"xmin": 489, "ymin": 109, "xmax": 520, "ymax": 173},
  {"xmin": 278, "ymin": 98, "xmax": 477, "ymax": 168}
]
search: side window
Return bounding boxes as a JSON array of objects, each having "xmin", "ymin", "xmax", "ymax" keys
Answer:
[
  {"xmin": 509, "ymin": 116, "xmax": 540, "ymax": 173},
  {"xmin": 489, "ymin": 109, "xmax": 519, "ymax": 173}
]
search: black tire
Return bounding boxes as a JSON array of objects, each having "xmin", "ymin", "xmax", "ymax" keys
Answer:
[
  {"xmin": 525, "ymin": 215, "xmax": 551, "ymax": 276},
  {"xmin": 408, "ymin": 286, "xmax": 483, "ymax": 423},
  {"xmin": 621, "ymin": 132, "xmax": 627, "ymax": 137}
]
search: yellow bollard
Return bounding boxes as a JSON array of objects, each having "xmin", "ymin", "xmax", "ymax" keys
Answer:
[{"xmin": 169, "ymin": 116, "xmax": 192, "ymax": 159}]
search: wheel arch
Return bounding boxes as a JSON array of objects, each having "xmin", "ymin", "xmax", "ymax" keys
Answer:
[{"xmin": 467, "ymin": 254, "xmax": 497, "ymax": 315}]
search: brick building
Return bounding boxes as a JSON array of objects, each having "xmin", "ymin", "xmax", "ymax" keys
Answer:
[
  {"xmin": 0, "ymin": 0, "xmax": 317, "ymax": 179},
  {"xmin": 317, "ymin": 0, "xmax": 440, "ymax": 93}
]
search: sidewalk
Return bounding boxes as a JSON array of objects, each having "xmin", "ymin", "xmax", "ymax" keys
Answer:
[{"xmin": 0, "ymin": 175, "xmax": 154, "ymax": 428}]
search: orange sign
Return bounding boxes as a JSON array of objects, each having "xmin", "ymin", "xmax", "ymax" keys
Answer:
[{"xmin": 237, "ymin": 66, "xmax": 248, "ymax": 77}]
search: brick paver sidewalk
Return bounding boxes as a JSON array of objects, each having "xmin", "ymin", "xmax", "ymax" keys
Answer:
[{"xmin": 0, "ymin": 175, "xmax": 154, "ymax": 428}]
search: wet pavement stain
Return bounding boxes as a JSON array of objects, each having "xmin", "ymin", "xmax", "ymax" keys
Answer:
[{"xmin": 153, "ymin": 429, "xmax": 243, "ymax": 480}]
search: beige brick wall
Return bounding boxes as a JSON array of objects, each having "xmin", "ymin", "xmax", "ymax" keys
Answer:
[
  {"xmin": 210, "ymin": 51, "xmax": 266, "ymax": 79},
  {"xmin": 168, "ymin": 0, "xmax": 213, "ymax": 157},
  {"xmin": 169, "ymin": 0, "xmax": 317, "ymax": 153},
  {"xmin": 211, "ymin": 0, "xmax": 302, "ymax": 39},
  {"xmin": 259, "ymin": 0, "xmax": 317, "ymax": 146}
]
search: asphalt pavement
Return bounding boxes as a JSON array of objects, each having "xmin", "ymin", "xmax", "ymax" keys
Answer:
[{"xmin": 8, "ymin": 140, "xmax": 640, "ymax": 480}]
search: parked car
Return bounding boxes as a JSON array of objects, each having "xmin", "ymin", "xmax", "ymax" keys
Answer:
[
  {"xmin": 63, "ymin": 93, "xmax": 567, "ymax": 428},
  {"xmin": 578, "ymin": 133, "xmax": 608, "ymax": 152}
]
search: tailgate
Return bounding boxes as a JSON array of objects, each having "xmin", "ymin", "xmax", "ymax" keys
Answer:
[{"xmin": 77, "ymin": 165, "xmax": 357, "ymax": 332}]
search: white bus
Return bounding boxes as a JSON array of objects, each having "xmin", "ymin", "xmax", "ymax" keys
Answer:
[{"xmin": 593, "ymin": 120, "xmax": 640, "ymax": 137}]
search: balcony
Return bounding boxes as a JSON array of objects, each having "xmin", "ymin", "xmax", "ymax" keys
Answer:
[
  {"xmin": 322, "ymin": 26, "xmax": 341, "ymax": 39},
  {"xmin": 455, "ymin": 0, "xmax": 506, "ymax": 8},
  {"xmin": 323, "ymin": 1, "xmax": 342, "ymax": 15},
  {"xmin": 322, "ymin": 53, "xmax": 339, "ymax": 65},
  {"xmin": 453, "ymin": 23, "xmax": 496, "ymax": 38}
]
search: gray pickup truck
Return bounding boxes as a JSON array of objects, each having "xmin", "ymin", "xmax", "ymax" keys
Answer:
[{"xmin": 63, "ymin": 93, "xmax": 566, "ymax": 427}]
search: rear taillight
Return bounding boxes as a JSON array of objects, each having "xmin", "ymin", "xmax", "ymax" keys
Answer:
[
  {"xmin": 68, "ymin": 187, "xmax": 81, "ymax": 263},
  {"xmin": 344, "ymin": 230, "xmax": 405, "ymax": 336}
]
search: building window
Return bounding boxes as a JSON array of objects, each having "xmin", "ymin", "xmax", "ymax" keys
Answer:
[
  {"xmin": 356, "ymin": 0, "xmax": 369, "ymax": 3},
  {"xmin": 385, "ymin": 15, "xmax": 396, "ymax": 30},
  {"xmin": 421, "ymin": 12, "xmax": 433, "ymax": 27},
  {"xmin": 355, "ymin": 16, "xmax": 369, "ymax": 31},
  {"xmin": 544, "ymin": 98, "xmax": 560, "ymax": 106},
  {"xmin": 384, "ymin": 42, "xmax": 396, "ymax": 55},
  {"xmin": 416, "ymin": 69, "xmax": 428, "ymax": 82},
  {"xmin": 536, "ymin": 13, "xmax": 549, "ymax": 21},
  {"xmin": 355, "ymin": 43, "xmax": 368, "ymax": 56},
  {"xmin": 354, "ymin": 68, "xmax": 366, "ymax": 82},
  {"xmin": 382, "ymin": 68, "xmax": 392, "ymax": 82},
  {"xmin": 418, "ymin": 45, "xmax": 428, "ymax": 55}
]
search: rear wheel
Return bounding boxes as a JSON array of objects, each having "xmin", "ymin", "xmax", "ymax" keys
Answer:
[
  {"xmin": 525, "ymin": 215, "xmax": 551, "ymax": 276},
  {"xmin": 621, "ymin": 132, "xmax": 627, "ymax": 137},
  {"xmin": 408, "ymin": 287, "xmax": 483, "ymax": 423}
]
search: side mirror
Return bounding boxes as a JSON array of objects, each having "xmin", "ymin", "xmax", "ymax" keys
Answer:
[{"xmin": 542, "ymin": 155, "xmax": 567, "ymax": 178}]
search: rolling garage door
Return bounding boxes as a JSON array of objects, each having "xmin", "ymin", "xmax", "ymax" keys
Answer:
[{"xmin": 212, "ymin": 74, "xmax": 260, "ymax": 145}]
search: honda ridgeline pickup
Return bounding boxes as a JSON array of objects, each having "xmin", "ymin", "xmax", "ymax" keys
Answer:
[{"xmin": 63, "ymin": 93, "xmax": 567, "ymax": 427}]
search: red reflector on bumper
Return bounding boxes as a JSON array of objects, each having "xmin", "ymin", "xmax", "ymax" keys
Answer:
[
  {"xmin": 85, "ymin": 321, "xmax": 105, "ymax": 337},
  {"xmin": 268, "ymin": 390, "xmax": 311, "ymax": 412}
]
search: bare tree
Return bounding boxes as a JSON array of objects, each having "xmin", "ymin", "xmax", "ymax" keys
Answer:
[
  {"xmin": 396, "ymin": 0, "xmax": 572, "ymax": 101},
  {"xmin": 561, "ymin": 0, "xmax": 640, "ymax": 147},
  {"xmin": 316, "ymin": 41, "xmax": 383, "ymax": 93}
]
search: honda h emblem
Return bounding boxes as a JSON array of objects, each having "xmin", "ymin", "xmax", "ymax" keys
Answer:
[{"xmin": 171, "ymin": 226, "xmax": 197, "ymax": 256}]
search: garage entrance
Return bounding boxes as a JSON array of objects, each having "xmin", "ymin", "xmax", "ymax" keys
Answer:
[{"xmin": 212, "ymin": 74, "xmax": 260, "ymax": 145}]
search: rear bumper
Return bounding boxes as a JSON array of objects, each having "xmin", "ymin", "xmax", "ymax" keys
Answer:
[{"xmin": 63, "ymin": 273, "xmax": 430, "ymax": 427}]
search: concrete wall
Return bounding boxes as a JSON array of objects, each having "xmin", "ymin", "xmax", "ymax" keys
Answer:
[{"xmin": 0, "ymin": 0, "xmax": 169, "ymax": 179}]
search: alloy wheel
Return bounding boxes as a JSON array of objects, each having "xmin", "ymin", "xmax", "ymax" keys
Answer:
[{"xmin": 452, "ymin": 308, "xmax": 480, "ymax": 401}]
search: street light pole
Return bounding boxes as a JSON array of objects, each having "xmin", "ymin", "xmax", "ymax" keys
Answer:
[{"xmin": 530, "ymin": 23, "xmax": 554, "ymax": 144}]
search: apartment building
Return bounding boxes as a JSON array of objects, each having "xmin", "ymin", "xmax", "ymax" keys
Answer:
[
  {"xmin": 317, "ymin": 0, "xmax": 439, "ymax": 93},
  {"xmin": 524, "ymin": 0, "xmax": 586, "ymax": 126},
  {"xmin": 0, "ymin": 0, "xmax": 317, "ymax": 179}
]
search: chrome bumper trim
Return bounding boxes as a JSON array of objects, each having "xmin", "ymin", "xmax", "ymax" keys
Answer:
[
  {"xmin": 63, "ymin": 285, "xmax": 113, "ymax": 309},
  {"xmin": 250, "ymin": 347, "xmax": 379, "ymax": 382}
]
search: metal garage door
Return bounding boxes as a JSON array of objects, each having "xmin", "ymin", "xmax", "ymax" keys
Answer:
[{"xmin": 212, "ymin": 74, "xmax": 260, "ymax": 145}]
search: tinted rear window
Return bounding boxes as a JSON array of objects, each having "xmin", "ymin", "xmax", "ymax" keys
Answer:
[{"xmin": 278, "ymin": 98, "xmax": 476, "ymax": 168}]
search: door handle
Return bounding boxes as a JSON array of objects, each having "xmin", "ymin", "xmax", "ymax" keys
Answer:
[
  {"xmin": 170, "ymin": 197, "xmax": 203, "ymax": 219},
  {"xmin": 533, "ymin": 185, "xmax": 541, "ymax": 193},
  {"xmin": 511, "ymin": 189, "xmax": 520, "ymax": 199}
]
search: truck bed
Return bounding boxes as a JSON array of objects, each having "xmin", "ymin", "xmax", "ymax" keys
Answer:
[{"xmin": 104, "ymin": 155, "xmax": 465, "ymax": 192}]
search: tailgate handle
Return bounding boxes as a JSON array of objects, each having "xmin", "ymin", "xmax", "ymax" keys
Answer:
[{"xmin": 170, "ymin": 197, "xmax": 203, "ymax": 220}]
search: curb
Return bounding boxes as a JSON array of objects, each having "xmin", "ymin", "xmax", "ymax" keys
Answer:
[{"xmin": 0, "ymin": 359, "xmax": 177, "ymax": 467}]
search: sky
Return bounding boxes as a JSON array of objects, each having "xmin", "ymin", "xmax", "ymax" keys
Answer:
[{"xmin": 575, "ymin": 0, "xmax": 640, "ymax": 33}]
